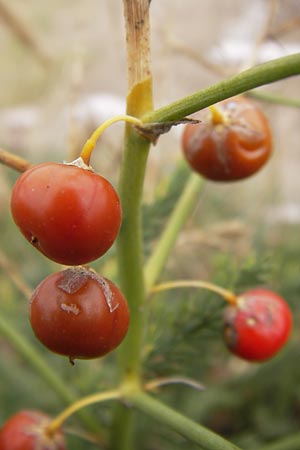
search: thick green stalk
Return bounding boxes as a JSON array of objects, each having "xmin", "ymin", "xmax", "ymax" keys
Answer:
[
  {"xmin": 145, "ymin": 171, "xmax": 203, "ymax": 291},
  {"xmin": 116, "ymin": 130, "xmax": 150, "ymax": 379},
  {"xmin": 111, "ymin": 90, "xmax": 152, "ymax": 450},
  {"xmin": 111, "ymin": 2, "xmax": 153, "ymax": 449},
  {"xmin": 129, "ymin": 391, "xmax": 242, "ymax": 450},
  {"xmin": 143, "ymin": 53, "xmax": 300, "ymax": 123}
]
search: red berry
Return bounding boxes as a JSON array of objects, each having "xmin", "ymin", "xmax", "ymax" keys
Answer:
[
  {"xmin": 30, "ymin": 267, "xmax": 130, "ymax": 360},
  {"xmin": 223, "ymin": 288, "xmax": 292, "ymax": 361},
  {"xmin": 0, "ymin": 410, "xmax": 65, "ymax": 450},
  {"xmin": 182, "ymin": 96, "xmax": 272, "ymax": 181},
  {"xmin": 10, "ymin": 161, "xmax": 122, "ymax": 265}
]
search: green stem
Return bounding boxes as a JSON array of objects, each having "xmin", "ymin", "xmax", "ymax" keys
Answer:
[
  {"xmin": 111, "ymin": 1, "xmax": 153, "ymax": 449},
  {"xmin": 116, "ymin": 130, "xmax": 150, "ymax": 380},
  {"xmin": 112, "ymin": 115, "xmax": 151, "ymax": 450},
  {"xmin": 145, "ymin": 170, "xmax": 204, "ymax": 292},
  {"xmin": 143, "ymin": 53, "xmax": 300, "ymax": 123},
  {"xmin": 255, "ymin": 433, "xmax": 300, "ymax": 450},
  {"xmin": 129, "ymin": 391, "xmax": 242, "ymax": 450},
  {"xmin": 0, "ymin": 313, "xmax": 99, "ymax": 433}
]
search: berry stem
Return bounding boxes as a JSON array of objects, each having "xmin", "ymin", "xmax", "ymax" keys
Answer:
[
  {"xmin": 80, "ymin": 115, "xmax": 143, "ymax": 165},
  {"xmin": 144, "ymin": 376, "xmax": 204, "ymax": 392},
  {"xmin": 150, "ymin": 280, "xmax": 237, "ymax": 304},
  {"xmin": 46, "ymin": 389, "xmax": 121, "ymax": 436},
  {"xmin": 209, "ymin": 105, "xmax": 226, "ymax": 125}
]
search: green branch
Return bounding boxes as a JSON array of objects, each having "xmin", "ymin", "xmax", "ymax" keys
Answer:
[
  {"xmin": 143, "ymin": 53, "xmax": 300, "ymax": 123},
  {"xmin": 145, "ymin": 170, "xmax": 204, "ymax": 291},
  {"xmin": 129, "ymin": 391, "xmax": 242, "ymax": 450},
  {"xmin": 0, "ymin": 313, "xmax": 99, "ymax": 433}
]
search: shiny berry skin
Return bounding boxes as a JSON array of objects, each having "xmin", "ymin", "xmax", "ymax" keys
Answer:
[
  {"xmin": 0, "ymin": 410, "xmax": 65, "ymax": 450},
  {"xmin": 10, "ymin": 161, "xmax": 122, "ymax": 265},
  {"xmin": 182, "ymin": 96, "xmax": 272, "ymax": 181},
  {"xmin": 30, "ymin": 267, "xmax": 130, "ymax": 360},
  {"xmin": 223, "ymin": 288, "xmax": 292, "ymax": 362}
]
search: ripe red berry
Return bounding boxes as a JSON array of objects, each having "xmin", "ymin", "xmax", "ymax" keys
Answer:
[
  {"xmin": 182, "ymin": 96, "xmax": 272, "ymax": 181},
  {"xmin": 30, "ymin": 267, "xmax": 130, "ymax": 361},
  {"xmin": 10, "ymin": 161, "xmax": 122, "ymax": 265},
  {"xmin": 223, "ymin": 288, "xmax": 292, "ymax": 361},
  {"xmin": 0, "ymin": 410, "xmax": 65, "ymax": 450}
]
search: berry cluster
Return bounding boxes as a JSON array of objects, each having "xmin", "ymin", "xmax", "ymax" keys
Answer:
[
  {"xmin": 8, "ymin": 98, "xmax": 293, "ymax": 365},
  {"xmin": 2, "ymin": 98, "xmax": 294, "ymax": 448},
  {"xmin": 10, "ymin": 158, "xmax": 129, "ymax": 362}
]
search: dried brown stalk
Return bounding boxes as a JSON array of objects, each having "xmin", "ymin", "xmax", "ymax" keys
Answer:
[
  {"xmin": 0, "ymin": 148, "xmax": 32, "ymax": 172},
  {"xmin": 123, "ymin": 0, "xmax": 152, "ymax": 91}
]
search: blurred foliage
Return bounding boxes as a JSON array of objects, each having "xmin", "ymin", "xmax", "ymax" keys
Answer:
[{"xmin": 142, "ymin": 162, "xmax": 190, "ymax": 255}]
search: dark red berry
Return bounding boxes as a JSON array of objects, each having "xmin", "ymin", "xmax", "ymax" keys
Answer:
[
  {"xmin": 223, "ymin": 288, "xmax": 292, "ymax": 361},
  {"xmin": 10, "ymin": 161, "xmax": 122, "ymax": 265},
  {"xmin": 182, "ymin": 96, "xmax": 272, "ymax": 181},
  {"xmin": 0, "ymin": 410, "xmax": 65, "ymax": 450},
  {"xmin": 30, "ymin": 267, "xmax": 130, "ymax": 360}
]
